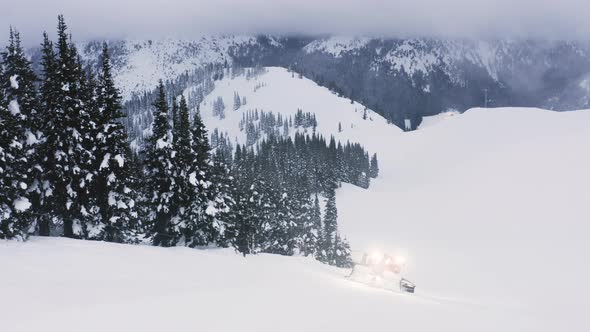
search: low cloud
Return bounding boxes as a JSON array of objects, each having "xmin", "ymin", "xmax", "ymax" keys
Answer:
[{"xmin": 3, "ymin": 0, "xmax": 590, "ymax": 45}]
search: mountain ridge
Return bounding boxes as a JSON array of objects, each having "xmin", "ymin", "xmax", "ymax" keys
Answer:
[{"xmin": 26, "ymin": 35, "xmax": 590, "ymax": 130}]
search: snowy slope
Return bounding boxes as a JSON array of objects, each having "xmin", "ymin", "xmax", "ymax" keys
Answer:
[
  {"xmin": 337, "ymin": 107, "xmax": 590, "ymax": 331},
  {"xmin": 0, "ymin": 237, "xmax": 540, "ymax": 332},
  {"xmin": 197, "ymin": 70, "xmax": 590, "ymax": 331},
  {"xmin": 418, "ymin": 110, "xmax": 460, "ymax": 129},
  {"xmin": 191, "ymin": 67, "xmax": 394, "ymax": 146},
  {"xmin": 78, "ymin": 36, "xmax": 266, "ymax": 101},
  {"xmin": 2, "ymin": 67, "xmax": 590, "ymax": 331},
  {"xmin": 304, "ymin": 36, "xmax": 370, "ymax": 58}
]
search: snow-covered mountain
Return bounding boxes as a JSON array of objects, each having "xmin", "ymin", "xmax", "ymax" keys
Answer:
[
  {"xmin": 187, "ymin": 67, "xmax": 391, "ymax": 148},
  {"xmin": 4, "ymin": 104, "xmax": 589, "ymax": 331},
  {"xmin": 76, "ymin": 36, "xmax": 272, "ymax": 101},
  {"xmin": 297, "ymin": 37, "xmax": 590, "ymax": 122},
  {"xmin": 29, "ymin": 35, "xmax": 590, "ymax": 131}
]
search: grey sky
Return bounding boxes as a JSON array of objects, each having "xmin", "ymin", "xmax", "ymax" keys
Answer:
[{"xmin": 2, "ymin": 0, "xmax": 590, "ymax": 45}]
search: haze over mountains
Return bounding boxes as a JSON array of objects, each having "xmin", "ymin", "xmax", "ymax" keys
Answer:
[{"xmin": 27, "ymin": 35, "xmax": 590, "ymax": 133}]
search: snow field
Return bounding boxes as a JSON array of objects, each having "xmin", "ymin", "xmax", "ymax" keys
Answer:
[{"xmin": 2, "ymin": 67, "xmax": 589, "ymax": 331}]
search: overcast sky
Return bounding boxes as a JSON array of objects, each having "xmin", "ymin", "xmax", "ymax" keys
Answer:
[{"xmin": 3, "ymin": 0, "xmax": 590, "ymax": 45}]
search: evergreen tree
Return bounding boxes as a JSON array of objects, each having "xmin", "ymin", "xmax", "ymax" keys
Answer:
[
  {"xmin": 369, "ymin": 153, "xmax": 379, "ymax": 178},
  {"xmin": 322, "ymin": 185, "xmax": 338, "ymax": 264},
  {"xmin": 143, "ymin": 81, "xmax": 179, "ymax": 246},
  {"xmin": 191, "ymin": 105, "xmax": 210, "ymax": 173},
  {"xmin": 256, "ymin": 178, "xmax": 288, "ymax": 254},
  {"xmin": 294, "ymin": 185, "xmax": 317, "ymax": 256},
  {"xmin": 233, "ymin": 91, "xmax": 241, "ymax": 110},
  {"xmin": 171, "ymin": 97, "xmax": 179, "ymax": 143},
  {"xmin": 36, "ymin": 16, "xmax": 96, "ymax": 238},
  {"xmin": 0, "ymin": 28, "xmax": 38, "ymax": 239},
  {"xmin": 36, "ymin": 31, "xmax": 59, "ymax": 236},
  {"xmin": 228, "ymin": 147, "xmax": 259, "ymax": 255},
  {"xmin": 172, "ymin": 95, "xmax": 194, "ymax": 244},
  {"xmin": 333, "ymin": 233, "xmax": 353, "ymax": 268},
  {"xmin": 187, "ymin": 102, "xmax": 231, "ymax": 245},
  {"xmin": 92, "ymin": 42, "xmax": 137, "ymax": 242},
  {"xmin": 213, "ymin": 96, "xmax": 225, "ymax": 119},
  {"xmin": 311, "ymin": 194, "xmax": 322, "ymax": 240}
]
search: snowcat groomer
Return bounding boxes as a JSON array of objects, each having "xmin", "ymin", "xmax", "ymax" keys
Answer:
[{"xmin": 347, "ymin": 251, "xmax": 416, "ymax": 293}]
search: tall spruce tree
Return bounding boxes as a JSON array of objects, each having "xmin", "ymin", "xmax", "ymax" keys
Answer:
[
  {"xmin": 191, "ymin": 106, "xmax": 210, "ymax": 172},
  {"xmin": 305, "ymin": 194, "xmax": 322, "ymax": 257},
  {"xmin": 228, "ymin": 146, "xmax": 260, "ymax": 255},
  {"xmin": 322, "ymin": 185, "xmax": 338, "ymax": 264},
  {"xmin": 144, "ymin": 81, "xmax": 179, "ymax": 246},
  {"xmin": 0, "ymin": 28, "xmax": 37, "ymax": 239},
  {"xmin": 171, "ymin": 97, "xmax": 179, "ymax": 143},
  {"xmin": 369, "ymin": 153, "xmax": 379, "ymax": 178},
  {"xmin": 333, "ymin": 233, "xmax": 353, "ymax": 268},
  {"xmin": 92, "ymin": 42, "xmax": 137, "ymax": 242},
  {"xmin": 183, "ymin": 99, "xmax": 231, "ymax": 246},
  {"xmin": 50, "ymin": 15, "xmax": 96, "ymax": 237},
  {"xmin": 37, "ymin": 31, "xmax": 59, "ymax": 236},
  {"xmin": 173, "ymin": 95, "xmax": 202, "ymax": 245}
]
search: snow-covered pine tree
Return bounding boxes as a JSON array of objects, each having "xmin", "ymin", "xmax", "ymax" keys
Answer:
[
  {"xmin": 174, "ymin": 95, "xmax": 192, "ymax": 205},
  {"xmin": 36, "ymin": 16, "xmax": 97, "ymax": 238},
  {"xmin": 283, "ymin": 120, "xmax": 289, "ymax": 137},
  {"xmin": 357, "ymin": 171, "xmax": 370, "ymax": 189},
  {"xmin": 206, "ymin": 156, "xmax": 233, "ymax": 247},
  {"xmin": 369, "ymin": 153, "xmax": 379, "ymax": 178},
  {"xmin": 233, "ymin": 91, "xmax": 241, "ymax": 110},
  {"xmin": 213, "ymin": 96, "xmax": 225, "ymax": 119},
  {"xmin": 36, "ymin": 31, "xmax": 60, "ymax": 236},
  {"xmin": 256, "ymin": 177, "xmax": 288, "ymax": 255},
  {"xmin": 171, "ymin": 97, "xmax": 179, "ymax": 143},
  {"xmin": 92, "ymin": 42, "xmax": 138, "ymax": 242},
  {"xmin": 322, "ymin": 185, "xmax": 338, "ymax": 264},
  {"xmin": 143, "ymin": 81, "xmax": 180, "ymax": 246},
  {"xmin": 333, "ymin": 233, "xmax": 353, "ymax": 268},
  {"xmin": 174, "ymin": 95, "xmax": 207, "ymax": 246},
  {"xmin": 245, "ymin": 121, "xmax": 257, "ymax": 146},
  {"xmin": 291, "ymin": 182, "xmax": 316, "ymax": 256},
  {"xmin": 228, "ymin": 146, "xmax": 259, "ymax": 255},
  {"xmin": 183, "ymin": 99, "xmax": 232, "ymax": 246},
  {"xmin": 191, "ymin": 104, "xmax": 210, "ymax": 174},
  {"xmin": 57, "ymin": 17, "xmax": 97, "ymax": 237},
  {"xmin": 75, "ymin": 61, "xmax": 102, "ymax": 235},
  {"xmin": 0, "ymin": 80, "xmax": 16, "ymax": 238},
  {"xmin": 311, "ymin": 194, "xmax": 323, "ymax": 258},
  {"xmin": 0, "ymin": 28, "xmax": 38, "ymax": 239}
]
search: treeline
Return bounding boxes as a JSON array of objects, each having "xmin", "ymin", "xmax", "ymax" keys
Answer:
[
  {"xmin": 123, "ymin": 63, "xmax": 221, "ymax": 148},
  {"xmin": 218, "ymin": 132, "xmax": 378, "ymax": 264},
  {"xmin": 1, "ymin": 17, "xmax": 142, "ymax": 242},
  {"xmin": 0, "ymin": 17, "xmax": 378, "ymax": 268}
]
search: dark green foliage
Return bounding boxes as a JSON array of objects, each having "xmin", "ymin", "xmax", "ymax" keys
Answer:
[
  {"xmin": 369, "ymin": 153, "xmax": 379, "ymax": 179},
  {"xmin": 41, "ymin": 15, "xmax": 97, "ymax": 237},
  {"xmin": 0, "ymin": 22, "xmax": 378, "ymax": 271},
  {"xmin": 143, "ymin": 81, "xmax": 179, "ymax": 246},
  {"xmin": 224, "ymin": 132, "xmax": 366, "ymax": 266},
  {"xmin": 0, "ymin": 28, "xmax": 38, "ymax": 239},
  {"xmin": 91, "ymin": 42, "xmax": 138, "ymax": 242}
]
